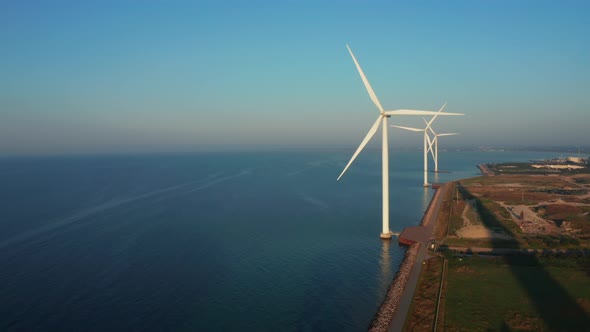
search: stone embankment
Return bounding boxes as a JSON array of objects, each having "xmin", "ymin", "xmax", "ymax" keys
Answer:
[
  {"xmin": 399, "ymin": 184, "xmax": 443, "ymax": 246},
  {"xmin": 368, "ymin": 243, "xmax": 420, "ymax": 332}
]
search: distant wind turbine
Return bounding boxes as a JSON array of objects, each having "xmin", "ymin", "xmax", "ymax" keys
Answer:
[
  {"xmin": 391, "ymin": 103, "xmax": 462, "ymax": 186},
  {"xmin": 337, "ymin": 45, "xmax": 462, "ymax": 239},
  {"xmin": 424, "ymin": 119, "xmax": 459, "ymax": 173}
]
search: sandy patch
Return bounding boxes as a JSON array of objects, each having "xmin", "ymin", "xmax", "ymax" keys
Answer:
[
  {"xmin": 456, "ymin": 200, "xmax": 513, "ymax": 239},
  {"xmin": 457, "ymin": 225, "xmax": 496, "ymax": 238}
]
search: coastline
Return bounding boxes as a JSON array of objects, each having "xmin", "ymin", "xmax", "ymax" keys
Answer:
[
  {"xmin": 369, "ymin": 183, "xmax": 449, "ymax": 332},
  {"xmin": 368, "ymin": 243, "xmax": 420, "ymax": 332}
]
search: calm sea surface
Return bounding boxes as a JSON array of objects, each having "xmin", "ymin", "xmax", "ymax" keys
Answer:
[{"xmin": 0, "ymin": 150, "xmax": 558, "ymax": 331}]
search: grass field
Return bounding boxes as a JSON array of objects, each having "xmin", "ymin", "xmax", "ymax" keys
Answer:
[
  {"xmin": 572, "ymin": 174, "xmax": 590, "ymax": 185},
  {"xmin": 442, "ymin": 255, "xmax": 590, "ymax": 331},
  {"xmin": 403, "ymin": 257, "xmax": 443, "ymax": 332},
  {"xmin": 443, "ymin": 237, "xmax": 520, "ymax": 249},
  {"xmin": 412, "ymin": 176, "xmax": 590, "ymax": 331}
]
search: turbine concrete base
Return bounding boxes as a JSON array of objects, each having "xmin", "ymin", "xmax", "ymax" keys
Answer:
[
  {"xmin": 423, "ymin": 183, "xmax": 430, "ymax": 187},
  {"xmin": 380, "ymin": 232, "xmax": 393, "ymax": 239}
]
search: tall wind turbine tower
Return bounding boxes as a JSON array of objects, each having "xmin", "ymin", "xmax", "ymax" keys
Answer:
[{"xmin": 337, "ymin": 45, "xmax": 462, "ymax": 239}]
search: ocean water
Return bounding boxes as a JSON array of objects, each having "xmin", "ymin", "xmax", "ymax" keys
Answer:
[{"xmin": 0, "ymin": 150, "xmax": 558, "ymax": 331}]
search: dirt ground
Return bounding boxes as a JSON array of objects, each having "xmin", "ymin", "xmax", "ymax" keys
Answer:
[
  {"xmin": 499, "ymin": 202, "xmax": 560, "ymax": 235},
  {"xmin": 457, "ymin": 174, "xmax": 590, "ymax": 238},
  {"xmin": 456, "ymin": 200, "xmax": 513, "ymax": 239}
]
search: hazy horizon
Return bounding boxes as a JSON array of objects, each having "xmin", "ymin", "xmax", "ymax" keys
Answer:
[{"xmin": 1, "ymin": 1, "xmax": 588, "ymax": 155}]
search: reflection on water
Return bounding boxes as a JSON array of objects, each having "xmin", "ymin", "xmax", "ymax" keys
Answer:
[
  {"xmin": 433, "ymin": 171, "xmax": 440, "ymax": 185},
  {"xmin": 378, "ymin": 239, "xmax": 393, "ymax": 298},
  {"xmin": 377, "ymin": 187, "xmax": 431, "ymax": 302}
]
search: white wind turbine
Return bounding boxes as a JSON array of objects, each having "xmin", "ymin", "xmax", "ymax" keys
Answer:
[
  {"xmin": 424, "ymin": 119, "xmax": 459, "ymax": 173},
  {"xmin": 390, "ymin": 104, "xmax": 459, "ymax": 187},
  {"xmin": 337, "ymin": 45, "xmax": 462, "ymax": 239}
]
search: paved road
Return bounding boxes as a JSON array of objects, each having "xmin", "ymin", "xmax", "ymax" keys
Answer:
[{"xmin": 389, "ymin": 183, "xmax": 448, "ymax": 332}]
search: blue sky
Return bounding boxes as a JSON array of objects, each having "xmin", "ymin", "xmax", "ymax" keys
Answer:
[{"xmin": 1, "ymin": 1, "xmax": 588, "ymax": 154}]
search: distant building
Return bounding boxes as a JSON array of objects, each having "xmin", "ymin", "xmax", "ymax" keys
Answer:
[{"xmin": 567, "ymin": 157, "xmax": 584, "ymax": 164}]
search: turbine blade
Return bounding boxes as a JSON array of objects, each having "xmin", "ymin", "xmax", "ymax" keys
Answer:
[
  {"xmin": 437, "ymin": 102, "xmax": 448, "ymax": 113},
  {"xmin": 337, "ymin": 116, "xmax": 383, "ymax": 180},
  {"xmin": 426, "ymin": 115, "xmax": 438, "ymax": 128},
  {"xmin": 429, "ymin": 127, "xmax": 437, "ymax": 136},
  {"xmin": 391, "ymin": 125, "xmax": 424, "ymax": 132},
  {"xmin": 385, "ymin": 110, "xmax": 463, "ymax": 116},
  {"xmin": 438, "ymin": 133, "xmax": 460, "ymax": 136},
  {"xmin": 346, "ymin": 45, "xmax": 384, "ymax": 114},
  {"xmin": 425, "ymin": 102, "xmax": 448, "ymax": 129},
  {"xmin": 422, "ymin": 117, "xmax": 438, "ymax": 135}
]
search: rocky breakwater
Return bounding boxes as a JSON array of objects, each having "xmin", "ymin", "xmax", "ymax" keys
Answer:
[{"xmin": 368, "ymin": 243, "xmax": 420, "ymax": 332}]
